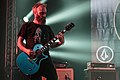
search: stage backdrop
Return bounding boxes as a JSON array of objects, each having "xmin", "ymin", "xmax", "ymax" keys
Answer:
[{"xmin": 91, "ymin": 0, "xmax": 120, "ymax": 67}]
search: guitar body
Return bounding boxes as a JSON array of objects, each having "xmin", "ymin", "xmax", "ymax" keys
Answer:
[{"xmin": 16, "ymin": 44, "xmax": 48, "ymax": 75}]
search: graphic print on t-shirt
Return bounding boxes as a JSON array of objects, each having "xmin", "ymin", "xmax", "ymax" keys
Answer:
[{"xmin": 34, "ymin": 27, "xmax": 42, "ymax": 43}]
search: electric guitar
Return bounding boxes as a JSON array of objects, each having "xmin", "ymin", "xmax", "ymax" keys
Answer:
[{"xmin": 16, "ymin": 22, "xmax": 75, "ymax": 75}]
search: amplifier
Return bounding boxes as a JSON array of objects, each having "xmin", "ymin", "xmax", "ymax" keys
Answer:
[
  {"xmin": 56, "ymin": 68, "xmax": 74, "ymax": 80},
  {"xmin": 87, "ymin": 62, "xmax": 115, "ymax": 70},
  {"xmin": 42, "ymin": 68, "xmax": 74, "ymax": 80},
  {"xmin": 85, "ymin": 69, "xmax": 119, "ymax": 80}
]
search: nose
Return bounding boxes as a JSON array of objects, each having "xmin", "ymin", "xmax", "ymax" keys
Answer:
[{"xmin": 39, "ymin": 12, "xmax": 46, "ymax": 17}]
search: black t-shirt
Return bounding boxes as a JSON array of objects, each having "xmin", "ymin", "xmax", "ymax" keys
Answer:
[{"xmin": 18, "ymin": 22, "xmax": 54, "ymax": 54}]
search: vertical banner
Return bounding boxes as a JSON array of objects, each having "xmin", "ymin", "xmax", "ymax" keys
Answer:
[{"xmin": 91, "ymin": 0, "xmax": 120, "ymax": 67}]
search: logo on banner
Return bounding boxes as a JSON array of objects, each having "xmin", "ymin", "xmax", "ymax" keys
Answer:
[{"xmin": 96, "ymin": 46, "xmax": 114, "ymax": 63}]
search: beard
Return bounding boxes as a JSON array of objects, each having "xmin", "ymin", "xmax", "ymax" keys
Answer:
[{"xmin": 37, "ymin": 16, "xmax": 46, "ymax": 25}]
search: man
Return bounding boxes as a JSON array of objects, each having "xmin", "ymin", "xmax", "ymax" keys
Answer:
[{"xmin": 17, "ymin": 2, "xmax": 64, "ymax": 80}]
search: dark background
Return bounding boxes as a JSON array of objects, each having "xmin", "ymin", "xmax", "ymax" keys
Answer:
[{"xmin": 0, "ymin": 0, "xmax": 6, "ymax": 80}]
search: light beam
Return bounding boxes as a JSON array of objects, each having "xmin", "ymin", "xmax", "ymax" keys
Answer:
[{"xmin": 46, "ymin": 1, "xmax": 89, "ymax": 25}]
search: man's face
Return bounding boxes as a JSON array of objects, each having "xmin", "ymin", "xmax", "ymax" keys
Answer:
[
  {"xmin": 36, "ymin": 6, "xmax": 47, "ymax": 18},
  {"xmin": 35, "ymin": 6, "xmax": 47, "ymax": 24}
]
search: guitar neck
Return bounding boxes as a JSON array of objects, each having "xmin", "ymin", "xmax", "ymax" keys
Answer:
[
  {"xmin": 36, "ymin": 22, "xmax": 75, "ymax": 54},
  {"xmin": 36, "ymin": 29, "xmax": 67, "ymax": 54}
]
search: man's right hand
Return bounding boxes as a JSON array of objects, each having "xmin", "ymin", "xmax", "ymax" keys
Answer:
[{"xmin": 26, "ymin": 49, "xmax": 36, "ymax": 58}]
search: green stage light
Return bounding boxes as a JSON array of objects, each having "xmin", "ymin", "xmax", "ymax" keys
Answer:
[
  {"xmin": 23, "ymin": 1, "xmax": 89, "ymax": 24},
  {"xmin": 23, "ymin": 10, "xmax": 33, "ymax": 22},
  {"xmin": 39, "ymin": 0, "xmax": 47, "ymax": 4},
  {"xmin": 50, "ymin": 51, "xmax": 89, "ymax": 62},
  {"xmin": 50, "ymin": 39, "xmax": 90, "ymax": 62},
  {"xmin": 46, "ymin": 1, "xmax": 89, "ymax": 25}
]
